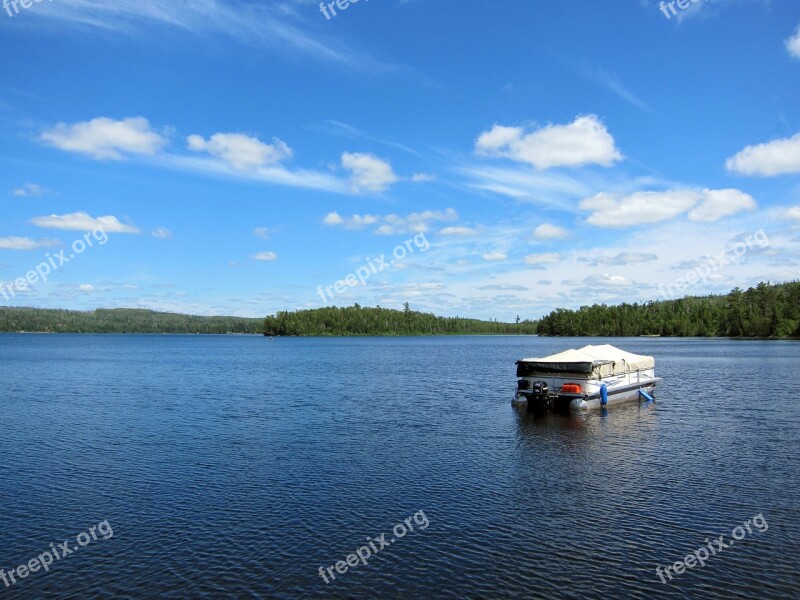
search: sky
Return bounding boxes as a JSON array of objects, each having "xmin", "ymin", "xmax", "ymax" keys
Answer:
[{"xmin": 1, "ymin": 0, "xmax": 800, "ymax": 320}]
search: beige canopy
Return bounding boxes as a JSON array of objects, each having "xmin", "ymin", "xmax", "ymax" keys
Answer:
[{"xmin": 517, "ymin": 344, "xmax": 655, "ymax": 378}]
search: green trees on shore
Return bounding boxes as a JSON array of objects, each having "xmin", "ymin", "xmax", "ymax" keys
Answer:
[
  {"xmin": 536, "ymin": 281, "xmax": 800, "ymax": 338},
  {"xmin": 3, "ymin": 281, "xmax": 798, "ymax": 337},
  {"xmin": 0, "ymin": 308, "xmax": 263, "ymax": 334},
  {"xmin": 262, "ymin": 304, "xmax": 537, "ymax": 336}
]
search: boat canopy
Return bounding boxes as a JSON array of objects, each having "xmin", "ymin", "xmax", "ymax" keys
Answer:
[{"xmin": 516, "ymin": 344, "xmax": 655, "ymax": 378}]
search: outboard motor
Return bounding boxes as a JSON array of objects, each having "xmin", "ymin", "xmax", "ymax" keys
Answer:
[{"xmin": 529, "ymin": 381, "xmax": 550, "ymax": 413}]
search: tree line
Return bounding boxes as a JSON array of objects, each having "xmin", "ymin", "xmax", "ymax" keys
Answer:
[
  {"xmin": 262, "ymin": 303, "xmax": 538, "ymax": 336},
  {"xmin": 536, "ymin": 281, "xmax": 800, "ymax": 338},
  {"xmin": 0, "ymin": 308, "xmax": 263, "ymax": 334},
  {"xmin": 3, "ymin": 281, "xmax": 798, "ymax": 337}
]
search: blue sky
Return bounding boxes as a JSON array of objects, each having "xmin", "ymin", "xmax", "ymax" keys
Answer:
[{"xmin": 1, "ymin": 0, "xmax": 800, "ymax": 320}]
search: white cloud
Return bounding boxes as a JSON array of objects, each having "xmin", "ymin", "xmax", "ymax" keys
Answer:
[
  {"xmin": 475, "ymin": 115, "xmax": 622, "ymax": 170},
  {"xmin": 322, "ymin": 212, "xmax": 344, "ymax": 226},
  {"xmin": 30, "ymin": 212, "xmax": 140, "ymax": 233},
  {"xmin": 348, "ymin": 215, "xmax": 380, "ymax": 229},
  {"xmin": 322, "ymin": 213, "xmax": 379, "ymax": 230},
  {"xmin": 188, "ymin": 133, "xmax": 292, "ymax": 171},
  {"xmin": 253, "ymin": 227, "xmax": 271, "ymax": 239},
  {"xmin": 687, "ymin": 189, "xmax": 756, "ymax": 222},
  {"xmin": 564, "ymin": 274, "xmax": 632, "ymax": 288},
  {"xmin": 725, "ymin": 132, "xmax": 800, "ymax": 176},
  {"xmin": 12, "ymin": 183, "xmax": 45, "ymax": 197},
  {"xmin": 580, "ymin": 188, "xmax": 754, "ymax": 228},
  {"xmin": 41, "ymin": 117, "xmax": 165, "ymax": 160},
  {"xmin": 411, "ymin": 173, "xmax": 436, "ymax": 182},
  {"xmin": 39, "ymin": 115, "xmax": 347, "ymax": 194},
  {"xmin": 324, "ymin": 208, "xmax": 457, "ymax": 235},
  {"xmin": 582, "ymin": 190, "xmax": 696, "ymax": 226},
  {"xmin": 533, "ymin": 223, "xmax": 569, "ymax": 240},
  {"xmin": 524, "ymin": 253, "xmax": 564, "ymax": 265},
  {"xmin": 151, "ymin": 227, "xmax": 172, "ymax": 239},
  {"xmin": 439, "ymin": 226, "xmax": 478, "ymax": 236},
  {"xmin": 592, "ymin": 252, "xmax": 658, "ymax": 266},
  {"xmin": 482, "ymin": 251, "xmax": 507, "ymax": 261},
  {"xmin": 376, "ymin": 209, "xmax": 457, "ymax": 235},
  {"xmin": 341, "ymin": 152, "xmax": 399, "ymax": 193},
  {"xmin": 0, "ymin": 237, "xmax": 60, "ymax": 251},
  {"xmin": 783, "ymin": 206, "xmax": 800, "ymax": 220},
  {"xmin": 78, "ymin": 284, "xmax": 96, "ymax": 293},
  {"xmin": 251, "ymin": 252, "xmax": 278, "ymax": 261},
  {"xmin": 786, "ymin": 25, "xmax": 800, "ymax": 59}
]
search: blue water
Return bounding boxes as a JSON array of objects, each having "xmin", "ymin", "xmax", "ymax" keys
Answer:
[{"xmin": 0, "ymin": 335, "xmax": 798, "ymax": 599}]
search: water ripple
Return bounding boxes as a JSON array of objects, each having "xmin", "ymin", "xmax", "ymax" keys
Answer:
[{"xmin": 0, "ymin": 335, "xmax": 797, "ymax": 598}]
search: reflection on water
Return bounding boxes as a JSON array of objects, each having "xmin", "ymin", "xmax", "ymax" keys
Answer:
[{"xmin": 514, "ymin": 399, "xmax": 659, "ymax": 450}]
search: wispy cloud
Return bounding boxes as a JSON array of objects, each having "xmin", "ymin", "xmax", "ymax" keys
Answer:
[
  {"xmin": 439, "ymin": 226, "xmax": 478, "ymax": 237},
  {"xmin": 582, "ymin": 66, "xmax": 653, "ymax": 113},
  {"xmin": 312, "ymin": 120, "xmax": 422, "ymax": 157},
  {"xmin": 12, "ymin": 183, "xmax": 46, "ymax": 197},
  {"xmin": 32, "ymin": 0, "xmax": 392, "ymax": 71},
  {"xmin": 162, "ymin": 152, "xmax": 348, "ymax": 193},
  {"xmin": 524, "ymin": 253, "xmax": 564, "ymax": 266},
  {"xmin": 0, "ymin": 237, "xmax": 60, "ymax": 251},
  {"xmin": 462, "ymin": 165, "xmax": 595, "ymax": 210},
  {"xmin": 254, "ymin": 227, "xmax": 275, "ymax": 240},
  {"xmin": 30, "ymin": 212, "xmax": 140, "ymax": 233},
  {"xmin": 151, "ymin": 227, "xmax": 172, "ymax": 239},
  {"xmin": 591, "ymin": 251, "xmax": 658, "ymax": 266}
]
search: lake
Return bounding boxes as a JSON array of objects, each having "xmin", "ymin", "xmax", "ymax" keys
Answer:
[{"xmin": 0, "ymin": 335, "xmax": 798, "ymax": 599}]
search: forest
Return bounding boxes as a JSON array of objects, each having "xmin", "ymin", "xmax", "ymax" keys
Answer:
[
  {"xmin": 3, "ymin": 281, "xmax": 798, "ymax": 337},
  {"xmin": 0, "ymin": 308, "xmax": 264, "ymax": 334},
  {"xmin": 262, "ymin": 303, "xmax": 538, "ymax": 336},
  {"xmin": 536, "ymin": 281, "xmax": 800, "ymax": 338}
]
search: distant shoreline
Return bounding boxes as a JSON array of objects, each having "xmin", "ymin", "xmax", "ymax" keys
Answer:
[
  {"xmin": 4, "ymin": 280, "xmax": 798, "ymax": 338},
  {"xmin": 3, "ymin": 331, "xmax": 797, "ymax": 341}
]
